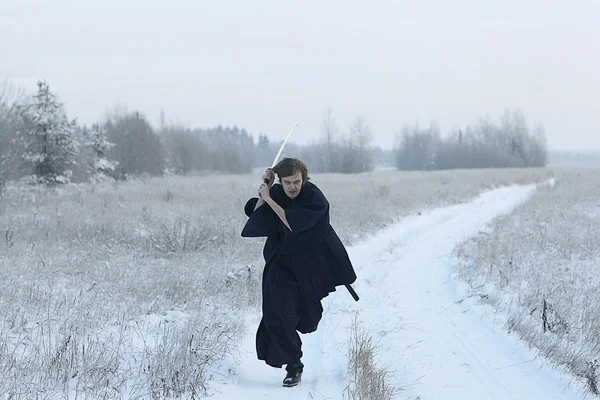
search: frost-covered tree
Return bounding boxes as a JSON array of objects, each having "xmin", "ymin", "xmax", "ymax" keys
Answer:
[
  {"xmin": 105, "ymin": 111, "xmax": 165, "ymax": 178},
  {"xmin": 18, "ymin": 81, "xmax": 79, "ymax": 184},
  {"xmin": 256, "ymin": 133, "xmax": 274, "ymax": 167},
  {"xmin": 348, "ymin": 114, "xmax": 374, "ymax": 173},
  {"xmin": 162, "ymin": 126, "xmax": 206, "ymax": 175},
  {"xmin": 320, "ymin": 106, "xmax": 338, "ymax": 172},
  {"xmin": 87, "ymin": 123, "xmax": 117, "ymax": 181},
  {"xmin": 394, "ymin": 109, "xmax": 548, "ymax": 170}
]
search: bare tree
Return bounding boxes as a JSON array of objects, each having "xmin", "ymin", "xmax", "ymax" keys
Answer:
[
  {"xmin": 395, "ymin": 109, "xmax": 547, "ymax": 170},
  {"xmin": 348, "ymin": 114, "xmax": 374, "ymax": 173},
  {"xmin": 394, "ymin": 121, "xmax": 440, "ymax": 170},
  {"xmin": 530, "ymin": 123, "xmax": 548, "ymax": 167},
  {"xmin": 501, "ymin": 108, "xmax": 530, "ymax": 167},
  {"xmin": 196, "ymin": 125, "xmax": 254, "ymax": 174},
  {"xmin": 105, "ymin": 110, "xmax": 165, "ymax": 178},
  {"xmin": 162, "ymin": 126, "xmax": 207, "ymax": 175},
  {"xmin": 321, "ymin": 106, "xmax": 338, "ymax": 172}
]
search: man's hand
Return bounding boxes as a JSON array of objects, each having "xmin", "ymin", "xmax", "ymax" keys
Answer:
[
  {"xmin": 258, "ymin": 183, "xmax": 271, "ymax": 200},
  {"xmin": 253, "ymin": 171, "xmax": 273, "ymax": 212},
  {"xmin": 259, "ymin": 183, "xmax": 292, "ymax": 232},
  {"xmin": 262, "ymin": 168, "xmax": 275, "ymax": 187}
]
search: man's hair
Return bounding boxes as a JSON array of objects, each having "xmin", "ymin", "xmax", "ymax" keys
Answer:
[{"xmin": 273, "ymin": 157, "xmax": 310, "ymax": 183}]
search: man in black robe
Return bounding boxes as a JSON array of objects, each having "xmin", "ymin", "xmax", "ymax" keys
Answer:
[{"xmin": 241, "ymin": 157, "xmax": 357, "ymax": 387}]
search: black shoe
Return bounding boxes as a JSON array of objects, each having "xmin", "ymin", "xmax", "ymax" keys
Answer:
[
  {"xmin": 282, "ymin": 370, "xmax": 302, "ymax": 387},
  {"xmin": 282, "ymin": 361, "xmax": 304, "ymax": 387}
]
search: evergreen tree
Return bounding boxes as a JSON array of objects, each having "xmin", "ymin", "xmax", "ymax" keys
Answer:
[
  {"xmin": 18, "ymin": 81, "xmax": 79, "ymax": 184},
  {"xmin": 87, "ymin": 123, "xmax": 117, "ymax": 181},
  {"xmin": 256, "ymin": 134, "xmax": 274, "ymax": 167}
]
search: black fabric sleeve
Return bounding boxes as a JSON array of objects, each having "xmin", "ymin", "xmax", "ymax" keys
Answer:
[
  {"xmin": 244, "ymin": 198, "xmax": 259, "ymax": 217},
  {"xmin": 241, "ymin": 197, "xmax": 279, "ymax": 237}
]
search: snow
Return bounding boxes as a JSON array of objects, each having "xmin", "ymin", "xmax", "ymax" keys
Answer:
[{"xmin": 205, "ymin": 184, "xmax": 586, "ymax": 399}]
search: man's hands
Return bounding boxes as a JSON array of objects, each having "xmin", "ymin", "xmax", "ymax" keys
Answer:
[
  {"xmin": 259, "ymin": 168, "xmax": 274, "ymax": 200},
  {"xmin": 258, "ymin": 183, "xmax": 271, "ymax": 200},
  {"xmin": 262, "ymin": 168, "xmax": 274, "ymax": 186},
  {"xmin": 254, "ymin": 168, "xmax": 274, "ymax": 211},
  {"xmin": 254, "ymin": 168, "xmax": 292, "ymax": 231},
  {"xmin": 258, "ymin": 168, "xmax": 274, "ymax": 200}
]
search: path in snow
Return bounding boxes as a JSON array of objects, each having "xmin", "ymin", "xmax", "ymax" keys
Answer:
[{"xmin": 208, "ymin": 184, "xmax": 586, "ymax": 400}]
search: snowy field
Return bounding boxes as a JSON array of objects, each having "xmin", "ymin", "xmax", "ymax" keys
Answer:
[
  {"xmin": 455, "ymin": 168, "xmax": 600, "ymax": 397},
  {"xmin": 2, "ymin": 167, "xmax": 595, "ymax": 399},
  {"xmin": 207, "ymin": 181, "xmax": 586, "ymax": 400}
]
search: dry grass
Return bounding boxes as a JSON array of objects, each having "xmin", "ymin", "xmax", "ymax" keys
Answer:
[
  {"xmin": 0, "ymin": 167, "xmax": 550, "ymax": 398},
  {"xmin": 347, "ymin": 315, "xmax": 400, "ymax": 400},
  {"xmin": 454, "ymin": 167, "xmax": 600, "ymax": 396}
]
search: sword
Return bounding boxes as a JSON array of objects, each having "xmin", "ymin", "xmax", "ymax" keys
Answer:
[{"xmin": 264, "ymin": 122, "xmax": 298, "ymax": 185}]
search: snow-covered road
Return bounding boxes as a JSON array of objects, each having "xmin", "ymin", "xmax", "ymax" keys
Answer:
[{"xmin": 208, "ymin": 184, "xmax": 586, "ymax": 399}]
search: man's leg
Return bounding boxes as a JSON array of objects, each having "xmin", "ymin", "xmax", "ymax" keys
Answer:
[
  {"xmin": 283, "ymin": 360, "xmax": 304, "ymax": 387},
  {"xmin": 297, "ymin": 294, "xmax": 323, "ymax": 334},
  {"xmin": 258, "ymin": 259, "xmax": 302, "ymax": 368}
]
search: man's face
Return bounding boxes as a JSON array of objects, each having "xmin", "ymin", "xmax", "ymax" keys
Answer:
[{"xmin": 281, "ymin": 171, "xmax": 303, "ymax": 199}]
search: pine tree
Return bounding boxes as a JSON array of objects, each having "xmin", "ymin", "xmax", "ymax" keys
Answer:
[
  {"xmin": 19, "ymin": 81, "xmax": 79, "ymax": 184},
  {"xmin": 87, "ymin": 123, "xmax": 117, "ymax": 181},
  {"xmin": 257, "ymin": 134, "xmax": 273, "ymax": 167}
]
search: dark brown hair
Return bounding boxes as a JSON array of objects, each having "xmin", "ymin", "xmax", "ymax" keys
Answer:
[{"xmin": 272, "ymin": 157, "xmax": 310, "ymax": 183}]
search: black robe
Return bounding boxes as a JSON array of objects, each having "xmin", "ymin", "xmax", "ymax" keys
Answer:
[{"xmin": 241, "ymin": 181, "xmax": 357, "ymax": 368}]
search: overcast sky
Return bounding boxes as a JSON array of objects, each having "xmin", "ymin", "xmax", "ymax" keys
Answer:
[{"xmin": 2, "ymin": 0, "xmax": 599, "ymax": 150}]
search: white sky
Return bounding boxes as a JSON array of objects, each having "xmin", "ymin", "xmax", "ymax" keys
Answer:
[{"xmin": 2, "ymin": 0, "xmax": 599, "ymax": 150}]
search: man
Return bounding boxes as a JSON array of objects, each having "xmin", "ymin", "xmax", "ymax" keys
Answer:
[{"xmin": 241, "ymin": 157, "xmax": 357, "ymax": 387}]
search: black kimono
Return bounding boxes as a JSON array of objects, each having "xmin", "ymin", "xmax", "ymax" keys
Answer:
[{"xmin": 241, "ymin": 180, "xmax": 357, "ymax": 368}]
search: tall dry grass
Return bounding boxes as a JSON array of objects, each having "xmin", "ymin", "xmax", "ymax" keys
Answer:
[{"xmin": 347, "ymin": 315, "xmax": 400, "ymax": 400}]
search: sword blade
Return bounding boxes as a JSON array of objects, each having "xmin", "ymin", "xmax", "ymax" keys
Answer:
[{"xmin": 271, "ymin": 122, "xmax": 298, "ymax": 168}]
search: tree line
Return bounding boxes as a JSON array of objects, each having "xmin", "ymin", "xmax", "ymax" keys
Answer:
[
  {"xmin": 0, "ymin": 78, "xmax": 547, "ymax": 186},
  {"xmin": 394, "ymin": 112, "xmax": 547, "ymax": 170}
]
